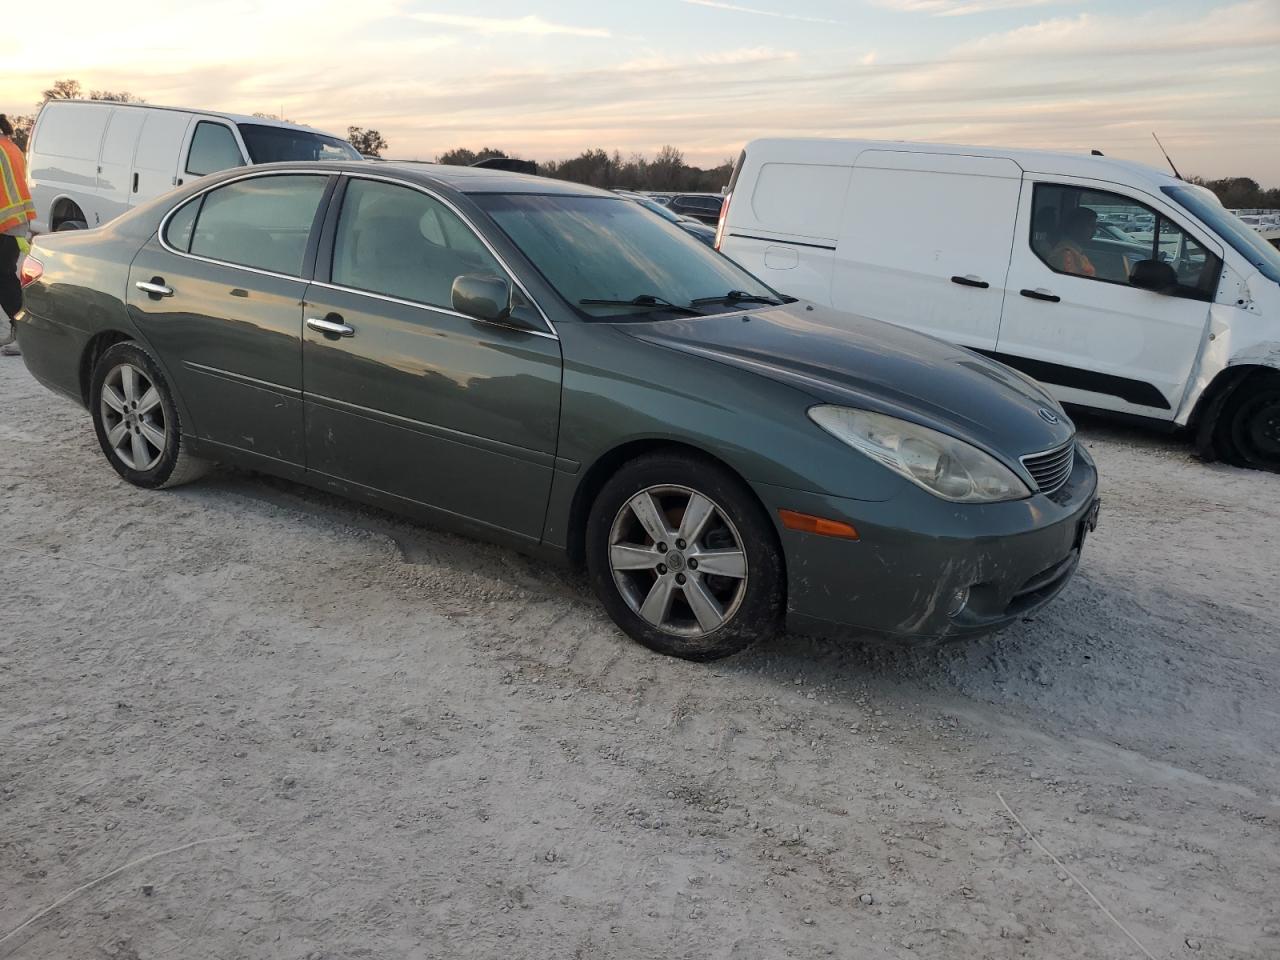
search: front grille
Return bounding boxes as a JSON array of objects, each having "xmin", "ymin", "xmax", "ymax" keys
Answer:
[{"xmin": 1021, "ymin": 441, "xmax": 1075, "ymax": 495}]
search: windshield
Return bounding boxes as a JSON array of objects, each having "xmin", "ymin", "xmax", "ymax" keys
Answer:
[
  {"xmin": 474, "ymin": 194, "xmax": 783, "ymax": 319},
  {"xmin": 632, "ymin": 196, "xmax": 681, "ymax": 223},
  {"xmin": 236, "ymin": 123, "xmax": 361, "ymax": 164},
  {"xmin": 1163, "ymin": 184, "xmax": 1280, "ymax": 285}
]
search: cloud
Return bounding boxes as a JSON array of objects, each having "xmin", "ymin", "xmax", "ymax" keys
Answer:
[
  {"xmin": 409, "ymin": 12, "xmax": 610, "ymax": 37},
  {"xmin": 872, "ymin": 0, "xmax": 1064, "ymax": 15},
  {"xmin": 679, "ymin": 0, "xmax": 842, "ymax": 25}
]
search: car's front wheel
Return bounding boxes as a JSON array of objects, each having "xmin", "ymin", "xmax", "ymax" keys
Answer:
[
  {"xmin": 586, "ymin": 452, "xmax": 783, "ymax": 661},
  {"xmin": 90, "ymin": 341, "xmax": 209, "ymax": 488},
  {"xmin": 1212, "ymin": 371, "xmax": 1280, "ymax": 472}
]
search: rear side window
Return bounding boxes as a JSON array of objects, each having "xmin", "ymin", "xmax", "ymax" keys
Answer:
[
  {"xmin": 163, "ymin": 197, "xmax": 200, "ymax": 252},
  {"xmin": 185, "ymin": 175, "xmax": 327, "ymax": 276},
  {"xmin": 750, "ymin": 163, "xmax": 851, "ymax": 239},
  {"xmin": 330, "ymin": 178, "xmax": 504, "ymax": 309},
  {"xmin": 185, "ymin": 122, "xmax": 245, "ymax": 177}
]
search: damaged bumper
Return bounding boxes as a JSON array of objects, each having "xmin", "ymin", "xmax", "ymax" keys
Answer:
[{"xmin": 756, "ymin": 444, "xmax": 1100, "ymax": 642}]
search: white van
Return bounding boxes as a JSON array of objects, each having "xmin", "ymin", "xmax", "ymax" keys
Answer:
[
  {"xmin": 717, "ymin": 138, "xmax": 1280, "ymax": 470},
  {"xmin": 27, "ymin": 100, "xmax": 361, "ymax": 233}
]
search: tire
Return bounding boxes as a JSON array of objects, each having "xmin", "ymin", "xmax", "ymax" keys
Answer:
[
  {"xmin": 1211, "ymin": 371, "xmax": 1280, "ymax": 472},
  {"xmin": 89, "ymin": 341, "xmax": 210, "ymax": 488},
  {"xmin": 54, "ymin": 219, "xmax": 87, "ymax": 232},
  {"xmin": 585, "ymin": 452, "xmax": 783, "ymax": 661}
]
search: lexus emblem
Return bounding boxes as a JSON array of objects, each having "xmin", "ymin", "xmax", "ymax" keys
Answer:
[{"xmin": 1038, "ymin": 407, "xmax": 1060, "ymax": 425}]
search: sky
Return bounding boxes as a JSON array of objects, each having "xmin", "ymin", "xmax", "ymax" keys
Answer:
[{"xmin": 1, "ymin": 0, "xmax": 1277, "ymax": 183}]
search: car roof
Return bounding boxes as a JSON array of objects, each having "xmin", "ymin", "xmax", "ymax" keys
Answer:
[
  {"xmin": 253, "ymin": 160, "xmax": 616, "ymax": 197},
  {"xmin": 42, "ymin": 98, "xmax": 339, "ymax": 135},
  {"xmin": 741, "ymin": 137, "xmax": 1181, "ymax": 193}
]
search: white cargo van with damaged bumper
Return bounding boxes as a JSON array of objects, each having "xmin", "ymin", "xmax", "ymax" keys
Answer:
[
  {"xmin": 26, "ymin": 100, "xmax": 360, "ymax": 234},
  {"xmin": 717, "ymin": 138, "xmax": 1280, "ymax": 471}
]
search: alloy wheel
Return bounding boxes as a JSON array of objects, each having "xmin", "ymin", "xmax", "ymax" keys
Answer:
[
  {"xmin": 99, "ymin": 363, "xmax": 167, "ymax": 472},
  {"xmin": 608, "ymin": 484, "xmax": 749, "ymax": 638}
]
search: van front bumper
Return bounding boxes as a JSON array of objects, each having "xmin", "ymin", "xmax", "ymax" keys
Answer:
[{"xmin": 754, "ymin": 444, "xmax": 1100, "ymax": 642}]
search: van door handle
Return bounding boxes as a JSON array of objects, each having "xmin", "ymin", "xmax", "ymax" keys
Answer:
[
  {"xmin": 951, "ymin": 275, "xmax": 989, "ymax": 289},
  {"xmin": 132, "ymin": 172, "xmax": 139, "ymax": 193},
  {"xmin": 307, "ymin": 315, "xmax": 355, "ymax": 339},
  {"xmin": 135, "ymin": 279, "xmax": 173, "ymax": 298},
  {"xmin": 1020, "ymin": 288, "xmax": 1061, "ymax": 303}
]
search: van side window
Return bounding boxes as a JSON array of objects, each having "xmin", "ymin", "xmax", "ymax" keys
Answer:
[
  {"xmin": 186, "ymin": 122, "xmax": 245, "ymax": 178},
  {"xmin": 186, "ymin": 175, "xmax": 327, "ymax": 276},
  {"xmin": 1030, "ymin": 184, "xmax": 1221, "ymax": 300},
  {"xmin": 330, "ymin": 179, "xmax": 505, "ymax": 309}
]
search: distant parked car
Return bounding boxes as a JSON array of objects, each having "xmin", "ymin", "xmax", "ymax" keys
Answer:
[
  {"xmin": 616, "ymin": 190, "xmax": 716, "ymax": 246},
  {"xmin": 15, "ymin": 161, "xmax": 1097, "ymax": 661},
  {"xmin": 26, "ymin": 99, "xmax": 360, "ymax": 233},
  {"xmin": 666, "ymin": 193, "xmax": 724, "ymax": 225}
]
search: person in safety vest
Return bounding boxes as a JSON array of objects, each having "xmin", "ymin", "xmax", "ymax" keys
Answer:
[{"xmin": 1, "ymin": 113, "xmax": 36, "ymax": 356}]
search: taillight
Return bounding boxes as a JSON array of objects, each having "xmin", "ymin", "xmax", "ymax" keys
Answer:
[
  {"xmin": 19, "ymin": 255, "xmax": 43, "ymax": 288},
  {"xmin": 714, "ymin": 192, "xmax": 731, "ymax": 251}
]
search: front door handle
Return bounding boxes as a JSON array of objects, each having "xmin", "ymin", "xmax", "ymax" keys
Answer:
[
  {"xmin": 135, "ymin": 279, "xmax": 173, "ymax": 298},
  {"xmin": 1020, "ymin": 288, "xmax": 1061, "ymax": 303},
  {"xmin": 951, "ymin": 274, "xmax": 989, "ymax": 289},
  {"xmin": 307, "ymin": 315, "xmax": 355, "ymax": 339}
]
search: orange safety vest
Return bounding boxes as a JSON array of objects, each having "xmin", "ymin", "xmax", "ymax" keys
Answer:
[{"xmin": 0, "ymin": 137, "xmax": 36, "ymax": 234}]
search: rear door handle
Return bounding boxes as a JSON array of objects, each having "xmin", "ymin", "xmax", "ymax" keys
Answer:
[
  {"xmin": 951, "ymin": 275, "xmax": 989, "ymax": 289},
  {"xmin": 1020, "ymin": 288, "xmax": 1061, "ymax": 303},
  {"xmin": 307, "ymin": 315, "xmax": 355, "ymax": 338},
  {"xmin": 135, "ymin": 279, "xmax": 173, "ymax": 298}
]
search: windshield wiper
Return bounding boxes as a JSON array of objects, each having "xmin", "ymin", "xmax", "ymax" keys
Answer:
[
  {"xmin": 579, "ymin": 295, "xmax": 704, "ymax": 316},
  {"xmin": 690, "ymin": 290, "xmax": 784, "ymax": 307}
]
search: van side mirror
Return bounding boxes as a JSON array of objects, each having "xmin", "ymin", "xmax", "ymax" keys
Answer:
[
  {"xmin": 451, "ymin": 275, "xmax": 544, "ymax": 332},
  {"xmin": 1129, "ymin": 259, "xmax": 1178, "ymax": 294}
]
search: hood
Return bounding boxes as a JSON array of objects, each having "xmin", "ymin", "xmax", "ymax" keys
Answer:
[{"xmin": 624, "ymin": 302, "xmax": 1075, "ymax": 463}]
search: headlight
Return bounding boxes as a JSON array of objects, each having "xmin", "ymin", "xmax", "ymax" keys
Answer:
[{"xmin": 808, "ymin": 406, "xmax": 1030, "ymax": 503}]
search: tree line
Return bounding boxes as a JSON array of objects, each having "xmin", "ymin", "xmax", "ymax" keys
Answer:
[
  {"xmin": 1187, "ymin": 176, "xmax": 1280, "ymax": 210},
  {"xmin": 435, "ymin": 145, "xmax": 732, "ymax": 193}
]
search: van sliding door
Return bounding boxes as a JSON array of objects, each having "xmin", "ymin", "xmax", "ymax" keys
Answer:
[{"xmin": 832, "ymin": 151, "xmax": 1022, "ymax": 351}]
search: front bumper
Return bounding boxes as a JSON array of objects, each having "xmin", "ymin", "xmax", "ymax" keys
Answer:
[{"xmin": 755, "ymin": 444, "xmax": 1100, "ymax": 642}]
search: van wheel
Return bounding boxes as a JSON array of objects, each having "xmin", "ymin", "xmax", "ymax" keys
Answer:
[
  {"xmin": 54, "ymin": 219, "xmax": 87, "ymax": 232},
  {"xmin": 89, "ymin": 341, "xmax": 210, "ymax": 488},
  {"xmin": 1212, "ymin": 371, "xmax": 1280, "ymax": 472},
  {"xmin": 585, "ymin": 452, "xmax": 783, "ymax": 661}
]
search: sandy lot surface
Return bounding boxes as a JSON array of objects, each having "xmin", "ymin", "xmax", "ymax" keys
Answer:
[{"xmin": 1, "ymin": 354, "xmax": 1278, "ymax": 960}]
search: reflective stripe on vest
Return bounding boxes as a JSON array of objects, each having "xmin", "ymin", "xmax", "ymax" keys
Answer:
[{"xmin": 0, "ymin": 138, "xmax": 35, "ymax": 233}]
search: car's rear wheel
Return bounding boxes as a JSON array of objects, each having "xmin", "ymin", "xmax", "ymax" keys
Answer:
[
  {"xmin": 586, "ymin": 452, "xmax": 783, "ymax": 661},
  {"xmin": 90, "ymin": 341, "xmax": 209, "ymax": 488},
  {"xmin": 1212, "ymin": 371, "xmax": 1280, "ymax": 472}
]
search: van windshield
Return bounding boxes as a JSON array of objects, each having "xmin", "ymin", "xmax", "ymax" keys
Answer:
[
  {"xmin": 473, "ymin": 193, "xmax": 785, "ymax": 319},
  {"xmin": 236, "ymin": 123, "xmax": 361, "ymax": 164},
  {"xmin": 1163, "ymin": 184, "xmax": 1280, "ymax": 285}
]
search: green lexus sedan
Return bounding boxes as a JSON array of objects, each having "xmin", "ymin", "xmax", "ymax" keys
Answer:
[{"xmin": 14, "ymin": 162, "xmax": 1099, "ymax": 661}]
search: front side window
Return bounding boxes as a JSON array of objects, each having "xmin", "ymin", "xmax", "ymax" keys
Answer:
[
  {"xmin": 186, "ymin": 175, "xmax": 327, "ymax": 276},
  {"xmin": 474, "ymin": 193, "xmax": 781, "ymax": 319},
  {"xmin": 331, "ymin": 179, "xmax": 505, "ymax": 308},
  {"xmin": 185, "ymin": 121, "xmax": 245, "ymax": 177},
  {"xmin": 1031, "ymin": 183, "xmax": 1221, "ymax": 299}
]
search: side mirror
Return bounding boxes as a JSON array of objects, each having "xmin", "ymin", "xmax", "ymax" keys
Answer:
[
  {"xmin": 452, "ymin": 274, "xmax": 511, "ymax": 323},
  {"xmin": 1129, "ymin": 259, "xmax": 1178, "ymax": 294},
  {"xmin": 451, "ymin": 274, "xmax": 544, "ymax": 332}
]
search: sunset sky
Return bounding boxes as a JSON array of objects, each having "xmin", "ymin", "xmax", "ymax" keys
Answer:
[{"xmin": 2, "ymin": 0, "xmax": 1277, "ymax": 183}]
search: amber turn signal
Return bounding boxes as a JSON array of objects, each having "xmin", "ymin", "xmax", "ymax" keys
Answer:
[{"xmin": 778, "ymin": 509, "xmax": 859, "ymax": 540}]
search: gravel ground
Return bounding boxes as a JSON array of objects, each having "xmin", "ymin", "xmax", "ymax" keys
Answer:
[{"xmin": 1, "ymin": 353, "xmax": 1277, "ymax": 960}]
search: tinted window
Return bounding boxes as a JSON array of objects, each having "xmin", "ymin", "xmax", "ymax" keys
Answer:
[
  {"xmin": 1031, "ymin": 183, "xmax": 1221, "ymax": 299},
  {"xmin": 237, "ymin": 123, "xmax": 361, "ymax": 163},
  {"xmin": 163, "ymin": 196, "xmax": 200, "ymax": 253},
  {"xmin": 188, "ymin": 175, "xmax": 327, "ymax": 275},
  {"xmin": 331, "ymin": 179, "xmax": 505, "ymax": 308},
  {"xmin": 186, "ymin": 121, "xmax": 245, "ymax": 177},
  {"xmin": 474, "ymin": 193, "xmax": 779, "ymax": 319}
]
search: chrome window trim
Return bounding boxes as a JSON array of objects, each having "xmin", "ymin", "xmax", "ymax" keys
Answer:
[
  {"xmin": 306, "ymin": 280, "xmax": 558, "ymax": 341},
  {"xmin": 156, "ymin": 168, "xmax": 333, "ymax": 284},
  {"xmin": 331, "ymin": 171, "xmax": 557, "ymax": 339}
]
